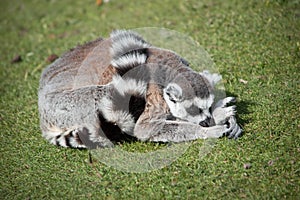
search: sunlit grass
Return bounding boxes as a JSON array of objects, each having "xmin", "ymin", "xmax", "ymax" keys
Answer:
[{"xmin": 0, "ymin": 0, "xmax": 299, "ymax": 199}]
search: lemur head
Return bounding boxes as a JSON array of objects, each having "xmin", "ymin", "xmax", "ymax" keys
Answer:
[{"xmin": 163, "ymin": 70, "xmax": 221, "ymax": 127}]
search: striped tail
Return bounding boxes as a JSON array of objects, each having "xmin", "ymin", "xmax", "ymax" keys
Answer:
[
  {"xmin": 43, "ymin": 128, "xmax": 87, "ymax": 149},
  {"xmin": 110, "ymin": 30, "xmax": 151, "ymax": 75}
]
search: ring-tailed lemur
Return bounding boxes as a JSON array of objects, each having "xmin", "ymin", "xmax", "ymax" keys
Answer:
[{"xmin": 38, "ymin": 30, "xmax": 242, "ymax": 149}]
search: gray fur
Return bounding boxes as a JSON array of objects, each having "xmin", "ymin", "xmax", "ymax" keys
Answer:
[{"xmin": 38, "ymin": 30, "xmax": 242, "ymax": 149}]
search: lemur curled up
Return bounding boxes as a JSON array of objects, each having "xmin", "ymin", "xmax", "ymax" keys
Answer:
[{"xmin": 38, "ymin": 30, "xmax": 242, "ymax": 149}]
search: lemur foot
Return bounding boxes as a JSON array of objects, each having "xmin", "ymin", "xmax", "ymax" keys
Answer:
[{"xmin": 211, "ymin": 97, "xmax": 242, "ymax": 139}]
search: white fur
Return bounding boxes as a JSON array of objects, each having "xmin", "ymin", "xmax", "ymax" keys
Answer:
[
  {"xmin": 110, "ymin": 30, "xmax": 151, "ymax": 59},
  {"xmin": 164, "ymin": 83, "xmax": 183, "ymax": 101},
  {"xmin": 112, "ymin": 75, "xmax": 147, "ymax": 96},
  {"xmin": 107, "ymin": 74, "xmax": 148, "ymax": 134},
  {"xmin": 200, "ymin": 70, "xmax": 222, "ymax": 87},
  {"xmin": 111, "ymin": 51, "xmax": 147, "ymax": 69},
  {"xmin": 112, "ymin": 110, "xmax": 136, "ymax": 133},
  {"xmin": 194, "ymin": 95, "xmax": 214, "ymax": 110},
  {"xmin": 99, "ymin": 96, "xmax": 135, "ymax": 133}
]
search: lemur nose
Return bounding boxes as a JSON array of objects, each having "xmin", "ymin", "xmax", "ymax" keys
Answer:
[{"xmin": 199, "ymin": 117, "xmax": 215, "ymax": 127}]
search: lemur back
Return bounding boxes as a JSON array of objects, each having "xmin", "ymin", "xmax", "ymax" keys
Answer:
[{"xmin": 38, "ymin": 30, "xmax": 242, "ymax": 149}]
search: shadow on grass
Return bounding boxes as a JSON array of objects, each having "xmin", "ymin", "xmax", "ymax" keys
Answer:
[{"xmin": 226, "ymin": 91, "xmax": 254, "ymax": 129}]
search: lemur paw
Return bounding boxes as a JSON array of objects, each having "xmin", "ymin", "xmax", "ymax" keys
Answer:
[
  {"xmin": 212, "ymin": 105, "xmax": 236, "ymax": 125},
  {"xmin": 211, "ymin": 97, "xmax": 242, "ymax": 139}
]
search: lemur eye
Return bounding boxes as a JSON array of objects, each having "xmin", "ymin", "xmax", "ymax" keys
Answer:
[
  {"xmin": 209, "ymin": 107, "xmax": 212, "ymax": 113},
  {"xmin": 169, "ymin": 97, "xmax": 176, "ymax": 103},
  {"xmin": 166, "ymin": 92, "xmax": 176, "ymax": 103},
  {"xmin": 198, "ymin": 108, "xmax": 203, "ymax": 113}
]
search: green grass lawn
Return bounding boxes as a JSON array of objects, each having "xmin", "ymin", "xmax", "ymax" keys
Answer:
[{"xmin": 1, "ymin": 0, "xmax": 299, "ymax": 199}]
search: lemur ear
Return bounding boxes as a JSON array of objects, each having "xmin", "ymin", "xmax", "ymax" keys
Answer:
[
  {"xmin": 200, "ymin": 70, "xmax": 222, "ymax": 87},
  {"xmin": 164, "ymin": 83, "xmax": 183, "ymax": 102}
]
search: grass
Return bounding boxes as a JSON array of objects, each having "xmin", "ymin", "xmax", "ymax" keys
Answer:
[{"xmin": 0, "ymin": 0, "xmax": 299, "ymax": 199}]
